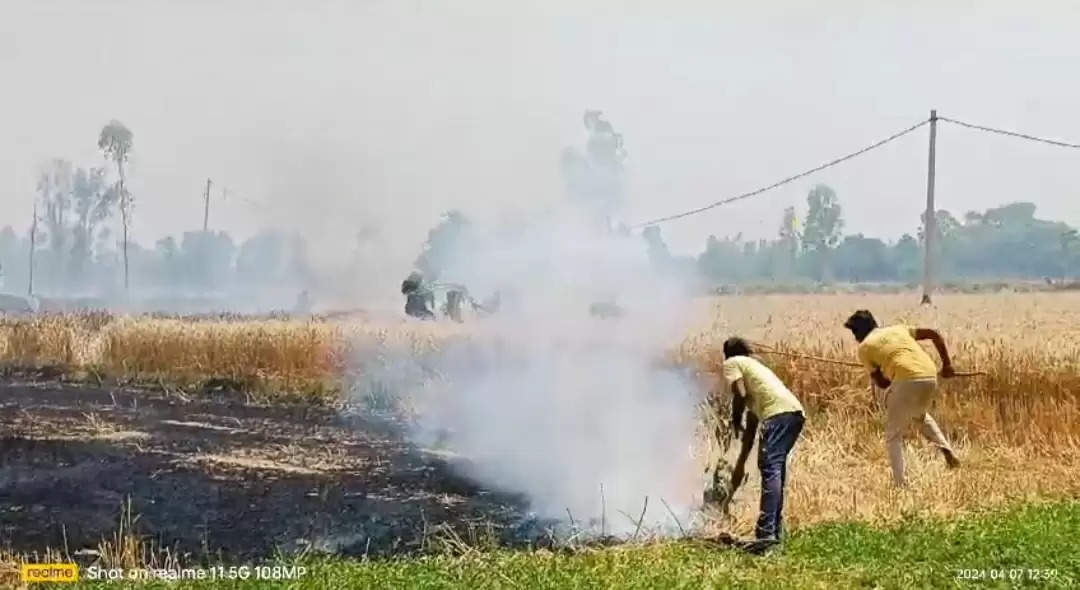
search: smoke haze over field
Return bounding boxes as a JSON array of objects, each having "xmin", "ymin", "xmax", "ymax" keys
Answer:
[{"xmin": 358, "ymin": 202, "xmax": 708, "ymax": 533}]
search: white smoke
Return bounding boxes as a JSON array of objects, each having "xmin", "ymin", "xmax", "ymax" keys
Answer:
[{"xmin": 399, "ymin": 206, "xmax": 707, "ymax": 536}]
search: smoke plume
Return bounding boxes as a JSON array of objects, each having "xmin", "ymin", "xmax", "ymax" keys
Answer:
[{"xmin": 389, "ymin": 204, "xmax": 708, "ymax": 536}]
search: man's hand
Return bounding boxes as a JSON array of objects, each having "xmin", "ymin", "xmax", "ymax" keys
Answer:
[
  {"xmin": 870, "ymin": 368, "xmax": 891, "ymax": 390},
  {"xmin": 940, "ymin": 364, "xmax": 955, "ymax": 379}
]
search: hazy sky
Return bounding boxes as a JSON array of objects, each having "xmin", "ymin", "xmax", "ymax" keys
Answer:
[{"xmin": 4, "ymin": 0, "xmax": 1079, "ymax": 259}]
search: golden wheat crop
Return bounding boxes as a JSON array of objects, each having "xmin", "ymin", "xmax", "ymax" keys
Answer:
[
  {"xmin": 682, "ymin": 292, "xmax": 1080, "ymax": 533},
  {"xmin": 2, "ymin": 292, "xmax": 1079, "ymax": 530},
  {"xmin": 0, "ymin": 312, "xmax": 461, "ymax": 402}
]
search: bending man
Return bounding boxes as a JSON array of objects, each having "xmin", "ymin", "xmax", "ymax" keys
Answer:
[
  {"xmin": 723, "ymin": 337, "xmax": 805, "ymax": 551},
  {"xmin": 843, "ymin": 310, "xmax": 960, "ymax": 486}
]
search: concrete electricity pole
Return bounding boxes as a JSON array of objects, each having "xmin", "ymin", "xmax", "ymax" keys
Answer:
[{"xmin": 921, "ymin": 109, "xmax": 939, "ymax": 305}]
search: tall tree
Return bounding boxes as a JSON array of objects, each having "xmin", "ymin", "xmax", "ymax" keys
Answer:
[
  {"xmin": 37, "ymin": 159, "xmax": 74, "ymax": 289},
  {"xmin": 919, "ymin": 209, "xmax": 960, "ymax": 242},
  {"xmin": 802, "ymin": 184, "xmax": 843, "ymax": 280},
  {"xmin": 98, "ymin": 120, "xmax": 134, "ymax": 291},
  {"xmin": 69, "ymin": 166, "xmax": 115, "ymax": 287}
]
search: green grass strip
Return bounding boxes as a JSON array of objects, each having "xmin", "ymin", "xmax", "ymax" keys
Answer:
[{"xmin": 64, "ymin": 500, "xmax": 1080, "ymax": 589}]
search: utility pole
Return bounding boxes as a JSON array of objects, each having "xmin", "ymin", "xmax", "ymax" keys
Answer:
[
  {"xmin": 203, "ymin": 178, "xmax": 212, "ymax": 232},
  {"xmin": 28, "ymin": 202, "xmax": 37, "ymax": 297},
  {"xmin": 921, "ymin": 109, "xmax": 938, "ymax": 305}
]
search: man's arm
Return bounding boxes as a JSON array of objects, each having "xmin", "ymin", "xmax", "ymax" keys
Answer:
[
  {"xmin": 730, "ymin": 409, "xmax": 758, "ymax": 494},
  {"xmin": 731, "ymin": 380, "xmax": 746, "ymax": 438},
  {"xmin": 913, "ymin": 328, "xmax": 954, "ymax": 377}
]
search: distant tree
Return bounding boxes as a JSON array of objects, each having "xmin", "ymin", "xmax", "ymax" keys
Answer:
[
  {"xmin": 984, "ymin": 202, "xmax": 1036, "ymax": 227},
  {"xmin": 698, "ymin": 234, "xmax": 752, "ymax": 282},
  {"xmin": 415, "ymin": 210, "xmax": 470, "ymax": 281},
  {"xmin": 236, "ymin": 231, "xmax": 286, "ymax": 284},
  {"xmin": 891, "ymin": 234, "xmax": 921, "ymax": 281},
  {"xmin": 938, "ymin": 203, "xmax": 1068, "ymax": 279},
  {"xmin": 69, "ymin": 166, "xmax": 115, "ymax": 287},
  {"xmin": 154, "ymin": 236, "xmax": 179, "ymax": 285},
  {"xmin": 920, "ymin": 209, "xmax": 960, "ymax": 242},
  {"xmin": 802, "ymin": 184, "xmax": 843, "ymax": 280},
  {"xmin": 833, "ymin": 234, "xmax": 891, "ymax": 282},
  {"xmin": 98, "ymin": 120, "xmax": 134, "ymax": 291},
  {"xmin": 36, "ymin": 159, "xmax": 74, "ymax": 289},
  {"xmin": 179, "ymin": 231, "xmax": 235, "ymax": 290},
  {"xmin": 774, "ymin": 206, "xmax": 800, "ymax": 279},
  {"xmin": 642, "ymin": 225, "xmax": 672, "ymax": 271},
  {"xmin": 803, "ymin": 185, "xmax": 843, "ymax": 250}
]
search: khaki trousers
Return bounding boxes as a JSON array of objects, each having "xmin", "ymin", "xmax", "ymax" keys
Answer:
[{"xmin": 884, "ymin": 377, "xmax": 954, "ymax": 485}]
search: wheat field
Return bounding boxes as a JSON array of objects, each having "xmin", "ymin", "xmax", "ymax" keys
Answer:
[
  {"xmin": 2, "ymin": 292, "xmax": 1079, "ymax": 534},
  {"xmin": 683, "ymin": 292, "xmax": 1080, "ymax": 536}
]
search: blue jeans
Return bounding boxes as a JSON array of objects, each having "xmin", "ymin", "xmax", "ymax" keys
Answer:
[{"xmin": 755, "ymin": 411, "xmax": 805, "ymax": 540}]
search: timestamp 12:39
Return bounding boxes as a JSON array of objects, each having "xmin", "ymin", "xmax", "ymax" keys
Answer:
[{"xmin": 955, "ymin": 568, "xmax": 1057, "ymax": 582}]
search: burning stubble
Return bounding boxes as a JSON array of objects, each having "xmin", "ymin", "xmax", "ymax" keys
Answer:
[{"xmin": 359, "ymin": 209, "xmax": 708, "ymax": 537}]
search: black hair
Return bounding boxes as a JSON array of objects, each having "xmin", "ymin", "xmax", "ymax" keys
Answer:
[
  {"xmin": 401, "ymin": 272, "xmax": 423, "ymax": 295},
  {"xmin": 844, "ymin": 310, "xmax": 878, "ymax": 339},
  {"xmin": 723, "ymin": 337, "xmax": 753, "ymax": 358}
]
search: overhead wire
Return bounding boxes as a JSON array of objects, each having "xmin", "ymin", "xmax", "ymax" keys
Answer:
[
  {"xmin": 632, "ymin": 118, "xmax": 931, "ymax": 228},
  {"xmin": 938, "ymin": 116, "xmax": 1080, "ymax": 150}
]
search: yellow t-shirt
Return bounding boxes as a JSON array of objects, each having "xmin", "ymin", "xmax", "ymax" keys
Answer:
[
  {"xmin": 722, "ymin": 356, "xmax": 804, "ymax": 421},
  {"xmin": 857, "ymin": 325, "xmax": 938, "ymax": 382}
]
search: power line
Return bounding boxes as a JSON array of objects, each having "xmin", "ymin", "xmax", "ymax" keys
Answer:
[
  {"xmin": 939, "ymin": 116, "xmax": 1080, "ymax": 149},
  {"xmin": 219, "ymin": 185, "xmax": 266, "ymax": 209},
  {"xmin": 632, "ymin": 118, "xmax": 931, "ymax": 228}
]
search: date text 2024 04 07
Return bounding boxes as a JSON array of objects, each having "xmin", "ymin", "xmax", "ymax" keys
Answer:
[{"xmin": 955, "ymin": 569, "xmax": 1058, "ymax": 582}]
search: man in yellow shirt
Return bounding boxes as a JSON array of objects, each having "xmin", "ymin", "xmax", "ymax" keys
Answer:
[
  {"xmin": 843, "ymin": 310, "xmax": 960, "ymax": 486},
  {"xmin": 722, "ymin": 337, "xmax": 805, "ymax": 551}
]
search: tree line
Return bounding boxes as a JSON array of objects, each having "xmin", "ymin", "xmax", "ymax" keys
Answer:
[
  {"xmin": 684, "ymin": 185, "xmax": 1080, "ymax": 285},
  {"xmin": 0, "ymin": 119, "xmax": 316, "ymax": 301},
  {"xmin": 4, "ymin": 114, "xmax": 1078, "ymax": 302},
  {"xmin": 4, "ymin": 180, "xmax": 1078, "ymax": 301}
]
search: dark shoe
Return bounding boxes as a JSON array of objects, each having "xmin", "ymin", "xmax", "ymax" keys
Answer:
[{"xmin": 740, "ymin": 537, "xmax": 780, "ymax": 555}]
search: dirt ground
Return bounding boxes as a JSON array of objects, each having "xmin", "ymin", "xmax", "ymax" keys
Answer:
[{"xmin": 0, "ymin": 374, "xmax": 529, "ymax": 562}]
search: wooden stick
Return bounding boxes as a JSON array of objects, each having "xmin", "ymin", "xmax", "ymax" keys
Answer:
[
  {"xmin": 631, "ymin": 497, "xmax": 648, "ymax": 542},
  {"xmin": 659, "ymin": 498, "xmax": 686, "ymax": 537},
  {"xmin": 755, "ymin": 349, "xmax": 862, "ymax": 368},
  {"xmin": 750, "ymin": 341, "xmax": 986, "ymax": 377}
]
